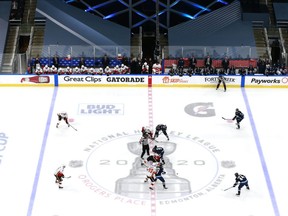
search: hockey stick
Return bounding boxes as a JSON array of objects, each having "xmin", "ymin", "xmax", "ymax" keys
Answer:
[
  {"xmin": 64, "ymin": 176, "xmax": 71, "ymax": 179},
  {"xmin": 69, "ymin": 124, "xmax": 77, "ymax": 131},
  {"xmin": 223, "ymin": 186, "xmax": 234, "ymax": 191},
  {"xmin": 222, "ymin": 117, "xmax": 234, "ymax": 123}
]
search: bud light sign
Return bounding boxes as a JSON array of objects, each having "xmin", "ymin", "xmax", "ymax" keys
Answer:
[{"xmin": 78, "ymin": 104, "xmax": 124, "ymax": 115}]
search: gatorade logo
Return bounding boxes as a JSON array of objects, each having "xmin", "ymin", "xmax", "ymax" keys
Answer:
[{"xmin": 184, "ymin": 102, "xmax": 215, "ymax": 117}]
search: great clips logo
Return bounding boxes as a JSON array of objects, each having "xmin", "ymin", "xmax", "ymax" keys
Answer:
[
  {"xmin": 78, "ymin": 104, "xmax": 124, "ymax": 115},
  {"xmin": 184, "ymin": 102, "xmax": 215, "ymax": 117}
]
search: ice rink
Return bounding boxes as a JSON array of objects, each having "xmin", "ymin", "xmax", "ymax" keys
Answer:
[{"xmin": 0, "ymin": 85, "xmax": 287, "ymax": 216}]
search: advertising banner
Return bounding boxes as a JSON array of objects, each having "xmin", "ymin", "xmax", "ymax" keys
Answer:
[
  {"xmin": 245, "ymin": 76, "xmax": 288, "ymax": 88},
  {"xmin": 152, "ymin": 75, "xmax": 242, "ymax": 87},
  {"xmin": 0, "ymin": 75, "xmax": 54, "ymax": 86},
  {"xmin": 57, "ymin": 75, "xmax": 148, "ymax": 87}
]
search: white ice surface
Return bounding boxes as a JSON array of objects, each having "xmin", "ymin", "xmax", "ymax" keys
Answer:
[{"xmin": 0, "ymin": 87, "xmax": 286, "ymax": 216}]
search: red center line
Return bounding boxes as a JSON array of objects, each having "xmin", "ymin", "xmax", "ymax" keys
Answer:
[{"xmin": 147, "ymin": 75, "xmax": 157, "ymax": 216}]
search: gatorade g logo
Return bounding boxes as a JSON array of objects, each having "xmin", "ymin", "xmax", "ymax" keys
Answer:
[{"xmin": 184, "ymin": 102, "xmax": 215, "ymax": 117}]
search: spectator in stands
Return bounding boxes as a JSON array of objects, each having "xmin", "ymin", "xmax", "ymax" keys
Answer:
[
  {"xmin": 257, "ymin": 58, "xmax": 265, "ymax": 74},
  {"xmin": 228, "ymin": 65, "xmax": 236, "ymax": 75},
  {"xmin": 204, "ymin": 55, "xmax": 212, "ymax": 70},
  {"xmin": 194, "ymin": 67, "xmax": 202, "ymax": 75},
  {"xmin": 221, "ymin": 56, "xmax": 230, "ymax": 74},
  {"xmin": 102, "ymin": 54, "xmax": 110, "ymax": 69},
  {"xmin": 52, "ymin": 55, "xmax": 59, "ymax": 69},
  {"xmin": 148, "ymin": 58, "xmax": 153, "ymax": 74},
  {"xmin": 189, "ymin": 55, "xmax": 197, "ymax": 73},
  {"xmin": 247, "ymin": 64, "xmax": 255, "ymax": 75},
  {"xmin": 177, "ymin": 57, "xmax": 185, "ymax": 75},
  {"xmin": 137, "ymin": 57, "xmax": 143, "ymax": 73},
  {"xmin": 271, "ymin": 39, "xmax": 281, "ymax": 66},
  {"xmin": 238, "ymin": 67, "xmax": 246, "ymax": 76},
  {"xmin": 121, "ymin": 54, "xmax": 129, "ymax": 68},
  {"xmin": 129, "ymin": 57, "xmax": 138, "ymax": 74},
  {"xmin": 10, "ymin": 0, "xmax": 18, "ymax": 19},
  {"xmin": 79, "ymin": 57, "xmax": 85, "ymax": 68},
  {"xmin": 168, "ymin": 64, "xmax": 177, "ymax": 76},
  {"xmin": 34, "ymin": 57, "xmax": 40, "ymax": 72}
]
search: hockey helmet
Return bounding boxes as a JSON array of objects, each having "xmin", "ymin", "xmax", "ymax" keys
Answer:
[
  {"xmin": 152, "ymin": 145, "xmax": 157, "ymax": 152},
  {"xmin": 234, "ymin": 172, "xmax": 239, "ymax": 177},
  {"xmin": 154, "ymin": 155, "xmax": 161, "ymax": 161}
]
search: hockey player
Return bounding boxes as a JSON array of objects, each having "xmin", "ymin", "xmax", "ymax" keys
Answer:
[
  {"xmin": 120, "ymin": 64, "xmax": 129, "ymax": 74},
  {"xmin": 65, "ymin": 67, "xmax": 73, "ymax": 75},
  {"xmin": 51, "ymin": 65, "xmax": 58, "ymax": 74},
  {"xmin": 216, "ymin": 73, "xmax": 226, "ymax": 92},
  {"xmin": 97, "ymin": 67, "xmax": 104, "ymax": 75},
  {"xmin": 74, "ymin": 67, "xmax": 81, "ymax": 74},
  {"xmin": 233, "ymin": 173, "xmax": 250, "ymax": 196},
  {"xmin": 80, "ymin": 65, "xmax": 88, "ymax": 74},
  {"xmin": 43, "ymin": 65, "xmax": 50, "ymax": 74},
  {"xmin": 35, "ymin": 66, "xmax": 43, "ymax": 75},
  {"xmin": 152, "ymin": 61, "xmax": 162, "ymax": 74},
  {"xmin": 145, "ymin": 165, "xmax": 157, "ymax": 190},
  {"xmin": 154, "ymin": 124, "xmax": 169, "ymax": 141},
  {"xmin": 56, "ymin": 112, "xmax": 70, "ymax": 128},
  {"xmin": 113, "ymin": 65, "xmax": 121, "ymax": 74},
  {"xmin": 104, "ymin": 66, "xmax": 112, "ymax": 76},
  {"xmin": 232, "ymin": 108, "xmax": 244, "ymax": 129},
  {"xmin": 54, "ymin": 165, "xmax": 66, "ymax": 189},
  {"xmin": 168, "ymin": 64, "xmax": 177, "ymax": 76},
  {"xmin": 154, "ymin": 162, "xmax": 168, "ymax": 189},
  {"xmin": 145, "ymin": 154, "xmax": 161, "ymax": 164},
  {"xmin": 142, "ymin": 62, "xmax": 149, "ymax": 74},
  {"xmin": 152, "ymin": 145, "xmax": 165, "ymax": 164},
  {"xmin": 141, "ymin": 126, "xmax": 153, "ymax": 139},
  {"xmin": 145, "ymin": 162, "xmax": 167, "ymax": 190},
  {"xmin": 143, "ymin": 155, "xmax": 160, "ymax": 187},
  {"xmin": 139, "ymin": 133, "xmax": 154, "ymax": 164}
]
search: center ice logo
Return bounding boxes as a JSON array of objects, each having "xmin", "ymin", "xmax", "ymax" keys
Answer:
[
  {"xmin": 80, "ymin": 130, "xmax": 229, "ymax": 203},
  {"xmin": 78, "ymin": 104, "xmax": 124, "ymax": 115}
]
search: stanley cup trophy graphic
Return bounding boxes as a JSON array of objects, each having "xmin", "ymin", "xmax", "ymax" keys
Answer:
[{"xmin": 115, "ymin": 141, "xmax": 191, "ymax": 200}]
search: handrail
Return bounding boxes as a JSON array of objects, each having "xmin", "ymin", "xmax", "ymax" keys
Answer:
[
  {"xmin": 264, "ymin": 27, "xmax": 272, "ymax": 60},
  {"xmin": 278, "ymin": 28, "xmax": 286, "ymax": 54}
]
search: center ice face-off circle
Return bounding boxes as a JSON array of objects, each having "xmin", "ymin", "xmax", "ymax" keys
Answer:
[{"xmin": 85, "ymin": 132, "xmax": 220, "ymax": 200}]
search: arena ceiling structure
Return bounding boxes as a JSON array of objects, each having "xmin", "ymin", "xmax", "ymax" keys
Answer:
[{"xmin": 64, "ymin": 0, "xmax": 235, "ymax": 33}]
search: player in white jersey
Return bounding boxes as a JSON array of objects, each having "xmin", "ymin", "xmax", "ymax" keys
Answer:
[
  {"xmin": 56, "ymin": 112, "xmax": 70, "ymax": 128},
  {"xmin": 152, "ymin": 61, "xmax": 162, "ymax": 74},
  {"xmin": 54, "ymin": 165, "xmax": 66, "ymax": 189}
]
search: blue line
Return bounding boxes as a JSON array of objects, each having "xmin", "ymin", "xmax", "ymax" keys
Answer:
[
  {"xmin": 241, "ymin": 75, "xmax": 245, "ymax": 87},
  {"xmin": 26, "ymin": 87, "xmax": 58, "ymax": 216},
  {"xmin": 54, "ymin": 74, "xmax": 58, "ymax": 86},
  {"xmin": 241, "ymin": 88, "xmax": 279, "ymax": 216}
]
